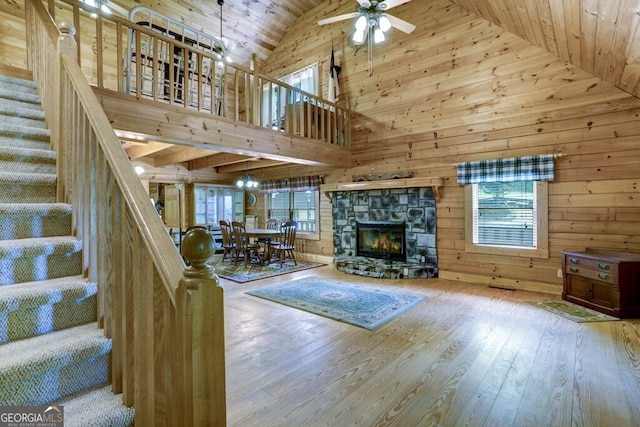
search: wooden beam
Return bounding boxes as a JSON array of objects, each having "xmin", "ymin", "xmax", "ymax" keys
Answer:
[
  {"xmin": 187, "ymin": 153, "xmax": 253, "ymax": 170},
  {"xmin": 154, "ymin": 147, "xmax": 218, "ymax": 167},
  {"xmin": 125, "ymin": 141, "xmax": 173, "ymax": 159},
  {"xmin": 94, "ymin": 88, "xmax": 352, "ymax": 168},
  {"xmin": 216, "ymin": 159, "xmax": 287, "ymax": 173}
]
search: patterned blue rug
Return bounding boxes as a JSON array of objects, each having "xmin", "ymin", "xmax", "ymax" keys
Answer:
[{"xmin": 246, "ymin": 278, "xmax": 427, "ymax": 330}]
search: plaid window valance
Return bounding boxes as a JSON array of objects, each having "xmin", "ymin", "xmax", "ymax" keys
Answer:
[
  {"xmin": 260, "ymin": 175, "xmax": 323, "ymax": 194},
  {"xmin": 456, "ymin": 154, "xmax": 555, "ymax": 185}
]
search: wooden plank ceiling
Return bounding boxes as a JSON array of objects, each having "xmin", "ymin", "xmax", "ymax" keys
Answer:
[{"xmin": 113, "ymin": 0, "xmax": 640, "ymax": 171}]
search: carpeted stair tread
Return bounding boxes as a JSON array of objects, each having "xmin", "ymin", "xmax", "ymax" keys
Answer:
[
  {"xmin": 0, "ymin": 86, "xmax": 42, "ymax": 106},
  {"xmin": 56, "ymin": 385, "xmax": 135, "ymax": 427},
  {"xmin": 0, "ymin": 113, "xmax": 47, "ymax": 129},
  {"xmin": 0, "ymin": 276, "xmax": 97, "ymax": 343},
  {"xmin": 0, "ymin": 145, "xmax": 56, "ymax": 174},
  {"xmin": 0, "ymin": 135, "xmax": 50, "ymax": 151},
  {"xmin": 0, "ymin": 74, "xmax": 38, "ymax": 91},
  {"xmin": 0, "ymin": 276, "xmax": 96, "ymax": 313},
  {"xmin": 0, "ymin": 171, "xmax": 56, "ymax": 185},
  {"xmin": 0, "ymin": 103, "xmax": 44, "ymax": 121},
  {"xmin": 0, "ymin": 171, "xmax": 57, "ymax": 204},
  {"xmin": 0, "ymin": 323, "xmax": 111, "ymax": 383},
  {"xmin": 0, "ymin": 236, "xmax": 82, "ymax": 259},
  {"xmin": 0, "ymin": 124, "xmax": 50, "ymax": 141},
  {"xmin": 0, "ymin": 202, "xmax": 71, "ymax": 217},
  {"xmin": 0, "ymin": 145, "xmax": 55, "ymax": 161},
  {"xmin": 0, "ymin": 203, "xmax": 72, "ymax": 239}
]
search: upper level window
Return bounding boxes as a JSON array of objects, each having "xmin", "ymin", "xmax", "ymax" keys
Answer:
[
  {"xmin": 457, "ymin": 155, "xmax": 555, "ymax": 258},
  {"xmin": 280, "ymin": 64, "xmax": 318, "ymax": 100},
  {"xmin": 262, "ymin": 64, "xmax": 318, "ymax": 129}
]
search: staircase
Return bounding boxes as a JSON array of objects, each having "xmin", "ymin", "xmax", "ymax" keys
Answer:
[{"xmin": 0, "ymin": 72, "xmax": 134, "ymax": 426}]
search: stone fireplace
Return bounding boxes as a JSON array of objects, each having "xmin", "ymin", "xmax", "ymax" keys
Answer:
[{"xmin": 332, "ymin": 187, "xmax": 438, "ymax": 279}]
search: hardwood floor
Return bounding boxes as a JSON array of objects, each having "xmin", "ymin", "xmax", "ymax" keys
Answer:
[{"xmin": 220, "ymin": 265, "xmax": 640, "ymax": 426}]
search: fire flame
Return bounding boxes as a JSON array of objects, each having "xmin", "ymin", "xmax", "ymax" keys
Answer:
[{"xmin": 368, "ymin": 233, "xmax": 401, "ymax": 252}]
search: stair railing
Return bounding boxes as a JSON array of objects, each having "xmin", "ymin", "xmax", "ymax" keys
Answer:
[
  {"xmin": 25, "ymin": 1, "xmax": 226, "ymax": 425},
  {"xmin": 43, "ymin": 0, "xmax": 350, "ymax": 147}
]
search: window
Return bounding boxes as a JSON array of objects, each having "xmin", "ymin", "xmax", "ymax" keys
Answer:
[
  {"xmin": 281, "ymin": 65, "xmax": 318, "ymax": 101},
  {"xmin": 465, "ymin": 181, "xmax": 548, "ymax": 258},
  {"xmin": 193, "ymin": 185, "xmax": 244, "ymax": 226},
  {"xmin": 267, "ymin": 191, "xmax": 318, "ymax": 233},
  {"xmin": 457, "ymin": 154, "xmax": 555, "ymax": 259},
  {"xmin": 262, "ymin": 64, "xmax": 318, "ymax": 129}
]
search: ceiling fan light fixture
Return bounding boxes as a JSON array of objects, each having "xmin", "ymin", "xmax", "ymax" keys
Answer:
[
  {"xmin": 374, "ymin": 27, "xmax": 385, "ymax": 44},
  {"xmin": 379, "ymin": 14, "xmax": 391, "ymax": 32},
  {"xmin": 355, "ymin": 15, "xmax": 368, "ymax": 31},
  {"xmin": 353, "ymin": 29, "xmax": 366, "ymax": 44}
]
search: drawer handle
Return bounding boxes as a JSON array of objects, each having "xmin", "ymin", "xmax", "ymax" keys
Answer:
[
  {"xmin": 598, "ymin": 263, "xmax": 610, "ymax": 270},
  {"xmin": 598, "ymin": 273, "xmax": 609, "ymax": 280},
  {"xmin": 570, "ymin": 267, "xmax": 579, "ymax": 273},
  {"xmin": 570, "ymin": 258, "xmax": 579, "ymax": 264}
]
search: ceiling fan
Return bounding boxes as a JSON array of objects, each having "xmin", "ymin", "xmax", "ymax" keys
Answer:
[{"xmin": 318, "ymin": 0, "xmax": 416, "ymax": 45}]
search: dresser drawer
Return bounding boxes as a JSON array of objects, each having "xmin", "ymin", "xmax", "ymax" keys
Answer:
[
  {"xmin": 564, "ymin": 267, "xmax": 617, "ymax": 284},
  {"xmin": 564, "ymin": 254, "xmax": 619, "ymax": 276}
]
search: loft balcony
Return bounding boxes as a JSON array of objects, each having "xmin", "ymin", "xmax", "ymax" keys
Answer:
[{"xmin": 49, "ymin": 0, "xmax": 351, "ymax": 168}]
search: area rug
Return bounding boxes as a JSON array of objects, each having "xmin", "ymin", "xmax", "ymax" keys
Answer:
[
  {"xmin": 246, "ymin": 278, "xmax": 427, "ymax": 330},
  {"xmin": 213, "ymin": 259, "xmax": 325, "ymax": 283},
  {"xmin": 528, "ymin": 299, "xmax": 620, "ymax": 322}
]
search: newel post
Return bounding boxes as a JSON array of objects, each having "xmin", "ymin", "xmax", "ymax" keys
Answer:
[
  {"xmin": 176, "ymin": 227, "xmax": 227, "ymax": 426},
  {"xmin": 55, "ymin": 21, "xmax": 77, "ymax": 203},
  {"xmin": 57, "ymin": 21, "xmax": 77, "ymax": 61}
]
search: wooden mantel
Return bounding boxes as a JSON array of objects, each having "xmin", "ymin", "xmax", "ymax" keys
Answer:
[{"xmin": 320, "ymin": 177, "xmax": 444, "ymax": 202}]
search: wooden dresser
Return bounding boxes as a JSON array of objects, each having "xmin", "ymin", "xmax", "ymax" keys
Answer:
[{"xmin": 562, "ymin": 248, "xmax": 640, "ymax": 318}]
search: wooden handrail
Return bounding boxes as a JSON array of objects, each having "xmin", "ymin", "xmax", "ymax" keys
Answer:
[
  {"xmin": 25, "ymin": 1, "xmax": 226, "ymax": 425},
  {"xmin": 49, "ymin": 0, "xmax": 350, "ymax": 148}
]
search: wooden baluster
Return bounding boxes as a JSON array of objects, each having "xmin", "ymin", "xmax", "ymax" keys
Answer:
[{"xmin": 176, "ymin": 227, "xmax": 227, "ymax": 426}]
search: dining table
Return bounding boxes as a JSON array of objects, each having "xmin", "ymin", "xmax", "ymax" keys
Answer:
[
  {"xmin": 245, "ymin": 228, "xmax": 281, "ymax": 239},
  {"xmin": 244, "ymin": 228, "xmax": 281, "ymax": 264}
]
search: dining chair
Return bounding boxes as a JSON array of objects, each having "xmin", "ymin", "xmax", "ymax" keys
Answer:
[
  {"xmin": 271, "ymin": 220, "xmax": 297, "ymax": 267},
  {"xmin": 231, "ymin": 221, "xmax": 261, "ymax": 265},
  {"xmin": 219, "ymin": 220, "xmax": 236, "ymax": 262}
]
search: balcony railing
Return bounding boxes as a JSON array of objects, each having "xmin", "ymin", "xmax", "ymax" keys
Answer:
[{"xmin": 46, "ymin": 0, "xmax": 350, "ymax": 148}]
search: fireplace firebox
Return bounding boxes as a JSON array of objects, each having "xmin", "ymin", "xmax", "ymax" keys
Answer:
[{"xmin": 356, "ymin": 221, "xmax": 406, "ymax": 261}]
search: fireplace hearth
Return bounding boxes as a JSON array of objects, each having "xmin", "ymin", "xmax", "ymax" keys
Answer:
[{"xmin": 357, "ymin": 221, "xmax": 406, "ymax": 261}]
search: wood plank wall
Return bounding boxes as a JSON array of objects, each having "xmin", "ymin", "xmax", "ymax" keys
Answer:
[
  {"xmin": 257, "ymin": 0, "xmax": 640, "ymax": 294},
  {"xmin": 0, "ymin": 2, "xmax": 27, "ymax": 69}
]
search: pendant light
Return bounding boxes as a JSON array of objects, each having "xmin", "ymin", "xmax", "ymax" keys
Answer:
[
  {"xmin": 236, "ymin": 162, "xmax": 259, "ymax": 188},
  {"xmin": 217, "ymin": 0, "xmax": 233, "ymax": 63}
]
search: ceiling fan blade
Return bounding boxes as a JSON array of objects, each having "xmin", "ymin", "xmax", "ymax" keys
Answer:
[
  {"xmin": 356, "ymin": 0, "xmax": 372, "ymax": 7},
  {"xmin": 379, "ymin": 0, "xmax": 412, "ymax": 10},
  {"xmin": 386, "ymin": 14, "xmax": 416, "ymax": 33},
  {"xmin": 318, "ymin": 12, "xmax": 361, "ymax": 26}
]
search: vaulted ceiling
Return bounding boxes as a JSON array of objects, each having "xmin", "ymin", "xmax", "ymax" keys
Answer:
[
  {"xmin": 112, "ymin": 0, "xmax": 640, "ymax": 174},
  {"xmin": 137, "ymin": 0, "xmax": 638, "ymax": 98},
  {"xmin": 450, "ymin": 0, "xmax": 640, "ymax": 98}
]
